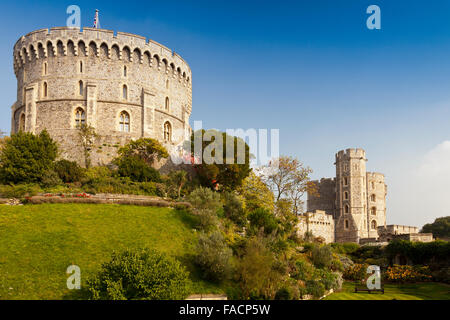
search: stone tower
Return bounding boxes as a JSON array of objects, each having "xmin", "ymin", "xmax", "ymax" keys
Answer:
[
  {"xmin": 11, "ymin": 27, "xmax": 192, "ymax": 166},
  {"xmin": 335, "ymin": 148, "xmax": 369, "ymax": 243}
]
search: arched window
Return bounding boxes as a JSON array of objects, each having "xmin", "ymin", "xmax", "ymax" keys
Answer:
[
  {"xmin": 43, "ymin": 82, "xmax": 48, "ymax": 97},
  {"xmin": 122, "ymin": 85, "xmax": 128, "ymax": 100},
  {"xmin": 19, "ymin": 113, "xmax": 25, "ymax": 131},
  {"xmin": 343, "ymin": 177, "xmax": 348, "ymax": 186},
  {"xmin": 124, "ymin": 66, "xmax": 127, "ymax": 77},
  {"xmin": 75, "ymin": 108, "xmax": 86, "ymax": 127},
  {"xmin": 164, "ymin": 121, "xmax": 172, "ymax": 142},
  {"xmin": 371, "ymin": 181, "xmax": 375, "ymax": 189},
  {"xmin": 43, "ymin": 62, "xmax": 47, "ymax": 75},
  {"xmin": 344, "ymin": 191, "xmax": 349, "ymax": 200},
  {"xmin": 165, "ymin": 97, "xmax": 169, "ymax": 111},
  {"xmin": 119, "ymin": 111, "xmax": 130, "ymax": 132},
  {"xmin": 79, "ymin": 80, "xmax": 84, "ymax": 96},
  {"xmin": 371, "ymin": 220, "xmax": 377, "ymax": 230},
  {"xmin": 371, "ymin": 207, "xmax": 377, "ymax": 215},
  {"xmin": 80, "ymin": 61, "xmax": 83, "ymax": 73},
  {"xmin": 370, "ymin": 194, "xmax": 376, "ymax": 202},
  {"xmin": 345, "ymin": 220, "xmax": 349, "ymax": 229},
  {"xmin": 344, "ymin": 204, "xmax": 349, "ymax": 214}
]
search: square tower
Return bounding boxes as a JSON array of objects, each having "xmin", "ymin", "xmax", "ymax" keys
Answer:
[{"xmin": 334, "ymin": 148, "xmax": 369, "ymax": 242}]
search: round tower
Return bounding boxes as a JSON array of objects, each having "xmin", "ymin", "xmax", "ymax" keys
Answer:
[{"xmin": 12, "ymin": 27, "xmax": 192, "ymax": 166}]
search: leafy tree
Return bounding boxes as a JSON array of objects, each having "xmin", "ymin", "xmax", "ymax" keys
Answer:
[
  {"xmin": 248, "ymin": 208, "xmax": 279, "ymax": 235},
  {"xmin": 196, "ymin": 231, "xmax": 233, "ymax": 282},
  {"xmin": 236, "ymin": 236, "xmax": 283, "ymax": 299},
  {"xmin": 117, "ymin": 138, "xmax": 168, "ymax": 166},
  {"xmin": 168, "ymin": 170, "xmax": 188, "ymax": 199},
  {"xmin": 0, "ymin": 130, "xmax": 58, "ymax": 184},
  {"xmin": 259, "ymin": 156, "xmax": 313, "ymax": 211},
  {"xmin": 116, "ymin": 156, "xmax": 161, "ymax": 182},
  {"xmin": 237, "ymin": 171, "xmax": 274, "ymax": 212},
  {"xmin": 77, "ymin": 124, "xmax": 98, "ymax": 169},
  {"xmin": 187, "ymin": 187, "xmax": 223, "ymax": 231},
  {"xmin": 421, "ymin": 216, "xmax": 450, "ymax": 239},
  {"xmin": 223, "ymin": 192, "xmax": 247, "ymax": 227},
  {"xmin": 190, "ymin": 129, "xmax": 251, "ymax": 191},
  {"xmin": 275, "ymin": 199, "xmax": 299, "ymax": 237},
  {"xmin": 87, "ymin": 248, "xmax": 191, "ymax": 300},
  {"xmin": 310, "ymin": 244, "xmax": 334, "ymax": 269},
  {"xmin": 54, "ymin": 159, "xmax": 84, "ymax": 183}
]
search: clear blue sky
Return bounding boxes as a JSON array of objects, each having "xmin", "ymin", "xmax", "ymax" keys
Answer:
[{"xmin": 1, "ymin": 0, "xmax": 450, "ymax": 227}]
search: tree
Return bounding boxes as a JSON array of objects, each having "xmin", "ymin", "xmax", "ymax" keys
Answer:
[
  {"xmin": 190, "ymin": 129, "xmax": 251, "ymax": 191},
  {"xmin": 77, "ymin": 124, "xmax": 98, "ymax": 169},
  {"xmin": 275, "ymin": 199, "xmax": 299, "ymax": 237},
  {"xmin": 236, "ymin": 237, "xmax": 283, "ymax": 299},
  {"xmin": 196, "ymin": 231, "xmax": 233, "ymax": 282},
  {"xmin": 223, "ymin": 192, "xmax": 247, "ymax": 227},
  {"xmin": 116, "ymin": 156, "xmax": 161, "ymax": 182},
  {"xmin": 87, "ymin": 248, "xmax": 191, "ymax": 300},
  {"xmin": 248, "ymin": 208, "xmax": 279, "ymax": 235},
  {"xmin": 237, "ymin": 171, "xmax": 274, "ymax": 212},
  {"xmin": 421, "ymin": 216, "xmax": 450, "ymax": 239},
  {"xmin": 187, "ymin": 187, "xmax": 223, "ymax": 231},
  {"xmin": 168, "ymin": 170, "xmax": 188, "ymax": 199},
  {"xmin": 259, "ymin": 156, "xmax": 313, "ymax": 213},
  {"xmin": 54, "ymin": 159, "xmax": 84, "ymax": 183},
  {"xmin": 0, "ymin": 130, "xmax": 58, "ymax": 184},
  {"xmin": 117, "ymin": 138, "xmax": 168, "ymax": 166}
]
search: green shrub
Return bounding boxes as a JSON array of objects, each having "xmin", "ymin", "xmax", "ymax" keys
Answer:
[
  {"xmin": 0, "ymin": 183, "xmax": 42, "ymax": 198},
  {"xmin": 223, "ymin": 192, "xmax": 247, "ymax": 227},
  {"xmin": 117, "ymin": 156, "xmax": 161, "ymax": 182},
  {"xmin": 196, "ymin": 231, "xmax": 233, "ymax": 282},
  {"xmin": 343, "ymin": 263, "xmax": 369, "ymax": 281},
  {"xmin": 54, "ymin": 159, "xmax": 84, "ymax": 183},
  {"xmin": 331, "ymin": 242, "xmax": 360, "ymax": 255},
  {"xmin": 248, "ymin": 208, "xmax": 278, "ymax": 235},
  {"xmin": 40, "ymin": 170, "xmax": 63, "ymax": 188},
  {"xmin": 275, "ymin": 287, "xmax": 291, "ymax": 300},
  {"xmin": 188, "ymin": 187, "xmax": 222, "ymax": 231},
  {"xmin": 87, "ymin": 248, "xmax": 191, "ymax": 300},
  {"xmin": 0, "ymin": 130, "xmax": 58, "ymax": 184},
  {"xmin": 310, "ymin": 244, "xmax": 333, "ymax": 269},
  {"xmin": 306, "ymin": 280, "xmax": 325, "ymax": 298}
]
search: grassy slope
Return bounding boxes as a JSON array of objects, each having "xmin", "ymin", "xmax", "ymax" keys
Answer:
[
  {"xmin": 325, "ymin": 281, "xmax": 450, "ymax": 300},
  {"xmin": 0, "ymin": 203, "xmax": 220, "ymax": 300}
]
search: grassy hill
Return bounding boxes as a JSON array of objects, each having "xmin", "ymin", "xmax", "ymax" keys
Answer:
[{"xmin": 0, "ymin": 203, "xmax": 220, "ymax": 300}]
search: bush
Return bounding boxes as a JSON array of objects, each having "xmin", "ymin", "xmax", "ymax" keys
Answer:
[
  {"xmin": 384, "ymin": 265, "xmax": 432, "ymax": 283},
  {"xmin": 196, "ymin": 231, "xmax": 233, "ymax": 282},
  {"xmin": 0, "ymin": 130, "xmax": 58, "ymax": 184},
  {"xmin": 343, "ymin": 263, "xmax": 369, "ymax": 281},
  {"xmin": 117, "ymin": 156, "xmax": 161, "ymax": 182},
  {"xmin": 40, "ymin": 170, "xmax": 63, "ymax": 188},
  {"xmin": 310, "ymin": 244, "xmax": 333, "ymax": 269},
  {"xmin": 54, "ymin": 160, "xmax": 84, "ymax": 183},
  {"xmin": 188, "ymin": 187, "xmax": 222, "ymax": 231},
  {"xmin": 306, "ymin": 280, "xmax": 325, "ymax": 298},
  {"xmin": 87, "ymin": 248, "xmax": 191, "ymax": 300},
  {"xmin": 0, "ymin": 183, "xmax": 42, "ymax": 198},
  {"xmin": 331, "ymin": 242, "xmax": 360, "ymax": 255},
  {"xmin": 248, "ymin": 208, "xmax": 278, "ymax": 235},
  {"xmin": 223, "ymin": 192, "xmax": 247, "ymax": 227}
]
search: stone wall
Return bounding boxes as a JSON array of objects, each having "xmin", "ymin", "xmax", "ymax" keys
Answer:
[
  {"xmin": 12, "ymin": 27, "xmax": 192, "ymax": 166},
  {"xmin": 297, "ymin": 210, "xmax": 335, "ymax": 243}
]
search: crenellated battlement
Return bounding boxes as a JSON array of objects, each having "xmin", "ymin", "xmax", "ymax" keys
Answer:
[
  {"xmin": 335, "ymin": 148, "xmax": 366, "ymax": 161},
  {"xmin": 13, "ymin": 27, "xmax": 191, "ymax": 84}
]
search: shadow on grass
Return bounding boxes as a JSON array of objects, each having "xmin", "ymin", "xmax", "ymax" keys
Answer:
[{"xmin": 174, "ymin": 209, "xmax": 199, "ymax": 230}]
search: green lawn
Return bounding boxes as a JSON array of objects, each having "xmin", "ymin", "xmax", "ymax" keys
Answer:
[
  {"xmin": 325, "ymin": 281, "xmax": 450, "ymax": 300},
  {"xmin": 0, "ymin": 203, "xmax": 220, "ymax": 300}
]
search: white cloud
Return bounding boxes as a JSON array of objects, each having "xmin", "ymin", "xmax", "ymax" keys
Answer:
[{"xmin": 418, "ymin": 141, "xmax": 450, "ymax": 177}]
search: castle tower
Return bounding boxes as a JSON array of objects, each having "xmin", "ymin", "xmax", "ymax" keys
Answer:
[
  {"xmin": 366, "ymin": 172, "xmax": 387, "ymax": 238},
  {"xmin": 11, "ymin": 27, "xmax": 192, "ymax": 166},
  {"xmin": 335, "ymin": 148, "xmax": 369, "ymax": 243}
]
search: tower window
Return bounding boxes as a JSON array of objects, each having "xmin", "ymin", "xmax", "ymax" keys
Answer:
[
  {"xmin": 344, "ymin": 204, "xmax": 349, "ymax": 214},
  {"xmin": 119, "ymin": 111, "xmax": 130, "ymax": 132},
  {"xmin": 124, "ymin": 66, "xmax": 127, "ymax": 77},
  {"xmin": 371, "ymin": 207, "xmax": 377, "ymax": 215},
  {"xmin": 79, "ymin": 80, "xmax": 84, "ymax": 96},
  {"xmin": 371, "ymin": 220, "xmax": 377, "ymax": 230},
  {"xmin": 345, "ymin": 219, "xmax": 349, "ymax": 229},
  {"xmin": 372, "ymin": 181, "xmax": 375, "ymax": 189},
  {"xmin": 371, "ymin": 194, "xmax": 376, "ymax": 202},
  {"xmin": 43, "ymin": 62, "xmax": 47, "ymax": 75},
  {"xmin": 166, "ymin": 80, "xmax": 169, "ymax": 89},
  {"xmin": 75, "ymin": 108, "xmax": 86, "ymax": 127},
  {"xmin": 122, "ymin": 85, "xmax": 128, "ymax": 100},
  {"xmin": 165, "ymin": 97, "xmax": 169, "ymax": 111},
  {"xmin": 19, "ymin": 113, "xmax": 25, "ymax": 131},
  {"xmin": 43, "ymin": 82, "xmax": 48, "ymax": 97},
  {"xmin": 344, "ymin": 191, "xmax": 349, "ymax": 200},
  {"xmin": 80, "ymin": 61, "xmax": 83, "ymax": 73},
  {"xmin": 164, "ymin": 121, "xmax": 172, "ymax": 142},
  {"xmin": 343, "ymin": 177, "xmax": 348, "ymax": 186}
]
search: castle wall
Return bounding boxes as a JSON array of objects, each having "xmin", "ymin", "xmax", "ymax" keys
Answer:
[
  {"xmin": 307, "ymin": 178, "xmax": 336, "ymax": 216},
  {"xmin": 297, "ymin": 210, "xmax": 335, "ymax": 243},
  {"xmin": 366, "ymin": 172, "xmax": 387, "ymax": 238},
  {"xmin": 12, "ymin": 27, "xmax": 192, "ymax": 166}
]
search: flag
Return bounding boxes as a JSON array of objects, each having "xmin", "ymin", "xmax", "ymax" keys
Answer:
[{"xmin": 93, "ymin": 9, "xmax": 100, "ymax": 28}]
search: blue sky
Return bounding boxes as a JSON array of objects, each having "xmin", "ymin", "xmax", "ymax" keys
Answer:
[{"xmin": 1, "ymin": 0, "xmax": 450, "ymax": 227}]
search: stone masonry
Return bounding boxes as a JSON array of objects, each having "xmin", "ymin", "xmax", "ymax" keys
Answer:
[{"xmin": 11, "ymin": 27, "xmax": 192, "ymax": 166}]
